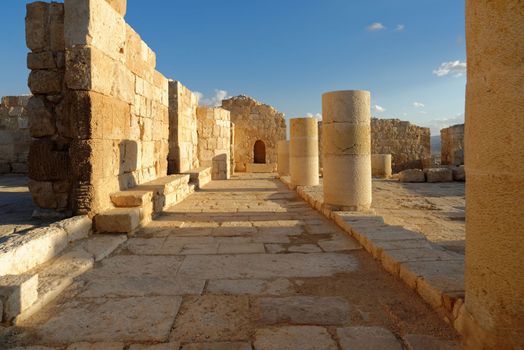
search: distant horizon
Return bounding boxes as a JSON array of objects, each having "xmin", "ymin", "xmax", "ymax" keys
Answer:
[{"xmin": 0, "ymin": 0, "xmax": 466, "ymax": 135}]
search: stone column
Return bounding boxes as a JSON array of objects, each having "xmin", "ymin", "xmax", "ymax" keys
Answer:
[
  {"xmin": 371, "ymin": 154, "xmax": 392, "ymax": 178},
  {"xmin": 460, "ymin": 2, "xmax": 524, "ymax": 349},
  {"xmin": 322, "ymin": 90, "xmax": 372, "ymax": 211},
  {"xmin": 277, "ymin": 140, "xmax": 290, "ymax": 176},
  {"xmin": 289, "ymin": 118, "xmax": 319, "ymax": 187}
]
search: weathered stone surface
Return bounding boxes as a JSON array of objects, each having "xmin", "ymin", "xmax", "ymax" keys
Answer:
[
  {"xmin": 287, "ymin": 244, "xmax": 322, "ymax": 253},
  {"xmin": 337, "ymin": 327, "xmax": 403, "ymax": 350},
  {"xmin": 255, "ymin": 296, "xmax": 350, "ymax": 325},
  {"xmin": 399, "ymin": 169, "xmax": 425, "ymax": 183},
  {"xmin": 440, "ymin": 124, "xmax": 464, "ymax": 166},
  {"xmin": 35, "ymin": 296, "xmax": 182, "ymax": 343},
  {"xmin": 196, "ymin": 107, "xmax": 231, "ymax": 180},
  {"xmin": 318, "ymin": 233, "xmax": 361, "ymax": 252},
  {"xmin": 451, "ymin": 166, "xmax": 465, "ymax": 181},
  {"xmin": 177, "ymin": 253, "xmax": 357, "ymax": 279},
  {"xmin": 66, "ymin": 342, "xmax": 124, "ymax": 350},
  {"xmin": 0, "ymin": 226, "xmax": 68, "ymax": 276},
  {"xmin": 206, "ymin": 279, "xmax": 293, "ymax": 295},
  {"xmin": 0, "ymin": 96, "xmax": 30, "ymax": 174},
  {"xmin": 94, "ymin": 208, "xmax": 140, "ymax": 233},
  {"xmin": 81, "ymin": 234, "xmax": 127, "ymax": 261},
  {"xmin": 170, "ymin": 296, "xmax": 251, "ymax": 343},
  {"xmin": 217, "ymin": 243, "xmax": 265, "ymax": 254},
  {"xmin": 425, "ymin": 168, "xmax": 453, "ymax": 183},
  {"xmin": 0, "ymin": 274, "xmax": 38, "ymax": 322},
  {"xmin": 221, "ymin": 95, "xmax": 286, "ymax": 172},
  {"xmin": 52, "ymin": 215, "xmax": 92, "ymax": 242},
  {"xmin": 111, "ymin": 190, "xmax": 153, "ymax": 207},
  {"xmin": 28, "ymin": 70, "xmax": 63, "ymax": 95},
  {"xmin": 129, "ymin": 343, "xmax": 180, "ymax": 350},
  {"xmin": 181, "ymin": 342, "xmax": 251, "ymax": 350},
  {"xmin": 404, "ymin": 334, "xmax": 461, "ymax": 350},
  {"xmin": 253, "ymin": 326, "xmax": 337, "ymax": 350},
  {"xmin": 27, "ymin": 96, "xmax": 56, "ymax": 138}
]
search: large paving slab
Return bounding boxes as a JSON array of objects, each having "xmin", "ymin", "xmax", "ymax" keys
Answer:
[{"xmin": 253, "ymin": 326, "xmax": 338, "ymax": 350}]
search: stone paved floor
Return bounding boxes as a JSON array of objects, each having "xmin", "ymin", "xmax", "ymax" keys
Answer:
[
  {"xmin": 0, "ymin": 175, "xmax": 41, "ymax": 239},
  {"xmin": 2, "ymin": 174, "xmax": 460, "ymax": 349},
  {"xmin": 304, "ymin": 178, "xmax": 465, "ymax": 254}
]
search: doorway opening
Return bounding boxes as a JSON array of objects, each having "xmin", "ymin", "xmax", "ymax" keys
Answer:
[{"xmin": 254, "ymin": 140, "xmax": 266, "ymax": 164}]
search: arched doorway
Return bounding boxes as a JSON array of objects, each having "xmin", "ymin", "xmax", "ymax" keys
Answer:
[{"xmin": 253, "ymin": 140, "xmax": 266, "ymax": 164}]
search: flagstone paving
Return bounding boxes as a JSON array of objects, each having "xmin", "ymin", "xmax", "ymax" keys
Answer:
[{"xmin": 1, "ymin": 173, "xmax": 461, "ymax": 349}]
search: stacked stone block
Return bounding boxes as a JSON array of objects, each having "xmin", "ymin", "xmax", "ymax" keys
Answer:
[
  {"xmin": 222, "ymin": 95, "xmax": 286, "ymax": 172},
  {"xmin": 289, "ymin": 118, "xmax": 319, "ymax": 187},
  {"xmin": 441, "ymin": 124, "xmax": 464, "ymax": 166},
  {"xmin": 371, "ymin": 118, "xmax": 431, "ymax": 172},
  {"xmin": 196, "ymin": 107, "xmax": 231, "ymax": 180},
  {"xmin": 0, "ymin": 96, "xmax": 31, "ymax": 174},
  {"xmin": 26, "ymin": 0, "xmax": 169, "ymax": 216},
  {"xmin": 168, "ymin": 81, "xmax": 199, "ymax": 174}
]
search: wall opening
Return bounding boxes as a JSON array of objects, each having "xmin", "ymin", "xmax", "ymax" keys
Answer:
[{"xmin": 254, "ymin": 140, "xmax": 266, "ymax": 164}]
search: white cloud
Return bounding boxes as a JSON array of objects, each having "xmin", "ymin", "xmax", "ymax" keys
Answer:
[
  {"xmin": 306, "ymin": 113, "xmax": 322, "ymax": 119},
  {"xmin": 433, "ymin": 60, "xmax": 467, "ymax": 77},
  {"xmin": 373, "ymin": 105, "xmax": 386, "ymax": 113},
  {"xmin": 367, "ymin": 22, "xmax": 385, "ymax": 31},
  {"xmin": 426, "ymin": 113, "xmax": 464, "ymax": 134},
  {"xmin": 195, "ymin": 89, "xmax": 230, "ymax": 107},
  {"xmin": 413, "ymin": 102, "xmax": 425, "ymax": 108},
  {"xmin": 395, "ymin": 24, "xmax": 405, "ymax": 31}
]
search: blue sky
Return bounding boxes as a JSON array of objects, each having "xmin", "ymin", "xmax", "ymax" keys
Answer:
[{"xmin": 0, "ymin": 0, "xmax": 466, "ymax": 134}]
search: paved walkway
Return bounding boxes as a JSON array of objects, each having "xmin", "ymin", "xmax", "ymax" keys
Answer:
[{"xmin": 4, "ymin": 174, "xmax": 460, "ymax": 349}]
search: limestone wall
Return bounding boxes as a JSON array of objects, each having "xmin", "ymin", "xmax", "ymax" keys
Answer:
[
  {"xmin": 441, "ymin": 124, "xmax": 464, "ymax": 166},
  {"xmin": 0, "ymin": 96, "xmax": 31, "ymax": 174},
  {"xmin": 196, "ymin": 107, "xmax": 231, "ymax": 180},
  {"xmin": 221, "ymin": 95, "xmax": 286, "ymax": 172},
  {"xmin": 371, "ymin": 118, "xmax": 431, "ymax": 172},
  {"xmin": 168, "ymin": 80, "xmax": 199, "ymax": 174},
  {"xmin": 26, "ymin": 0, "xmax": 169, "ymax": 215}
]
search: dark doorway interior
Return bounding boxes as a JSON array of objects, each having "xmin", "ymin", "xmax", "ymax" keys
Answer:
[{"xmin": 254, "ymin": 140, "xmax": 266, "ymax": 164}]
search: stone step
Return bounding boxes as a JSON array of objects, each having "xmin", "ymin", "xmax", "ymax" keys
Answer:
[
  {"xmin": 0, "ymin": 273, "xmax": 39, "ymax": 323},
  {"xmin": 110, "ymin": 190, "xmax": 153, "ymax": 207},
  {"xmin": 94, "ymin": 208, "xmax": 141, "ymax": 233},
  {"xmin": 0, "ymin": 216, "xmax": 92, "ymax": 277},
  {"xmin": 14, "ymin": 234, "xmax": 127, "ymax": 324},
  {"xmin": 183, "ymin": 166, "xmax": 212, "ymax": 189},
  {"xmin": 135, "ymin": 174, "xmax": 190, "ymax": 195}
]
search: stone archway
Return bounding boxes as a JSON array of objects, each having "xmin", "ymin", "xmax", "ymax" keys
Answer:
[{"xmin": 253, "ymin": 140, "xmax": 266, "ymax": 164}]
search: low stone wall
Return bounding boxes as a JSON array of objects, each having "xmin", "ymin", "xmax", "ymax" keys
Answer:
[
  {"xmin": 168, "ymin": 80, "xmax": 199, "ymax": 174},
  {"xmin": 318, "ymin": 118, "xmax": 430, "ymax": 173},
  {"xmin": 222, "ymin": 95, "xmax": 286, "ymax": 172},
  {"xmin": 371, "ymin": 118, "xmax": 431, "ymax": 172},
  {"xmin": 441, "ymin": 124, "xmax": 464, "ymax": 166},
  {"xmin": 0, "ymin": 96, "xmax": 31, "ymax": 174},
  {"xmin": 197, "ymin": 107, "xmax": 231, "ymax": 180},
  {"xmin": 26, "ymin": 0, "xmax": 169, "ymax": 216}
]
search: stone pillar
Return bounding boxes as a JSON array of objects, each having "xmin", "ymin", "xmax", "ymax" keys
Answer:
[
  {"xmin": 460, "ymin": 2, "xmax": 524, "ymax": 349},
  {"xmin": 322, "ymin": 90, "xmax": 372, "ymax": 211},
  {"xmin": 289, "ymin": 118, "xmax": 319, "ymax": 187},
  {"xmin": 277, "ymin": 140, "xmax": 290, "ymax": 176},
  {"xmin": 371, "ymin": 154, "xmax": 392, "ymax": 178}
]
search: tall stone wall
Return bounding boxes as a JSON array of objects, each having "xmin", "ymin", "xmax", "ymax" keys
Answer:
[
  {"xmin": 441, "ymin": 124, "xmax": 464, "ymax": 166},
  {"xmin": 26, "ymin": 0, "xmax": 169, "ymax": 215},
  {"xmin": 168, "ymin": 80, "xmax": 199, "ymax": 174},
  {"xmin": 196, "ymin": 107, "xmax": 231, "ymax": 180},
  {"xmin": 221, "ymin": 95, "xmax": 286, "ymax": 172},
  {"xmin": 0, "ymin": 96, "xmax": 31, "ymax": 174},
  {"xmin": 371, "ymin": 118, "xmax": 431, "ymax": 172}
]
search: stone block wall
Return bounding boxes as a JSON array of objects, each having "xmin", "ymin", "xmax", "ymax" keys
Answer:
[
  {"xmin": 371, "ymin": 118, "xmax": 431, "ymax": 172},
  {"xmin": 168, "ymin": 80, "xmax": 199, "ymax": 174},
  {"xmin": 441, "ymin": 124, "xmax": 464, "ymax": 166},
  {"xmin": 221, "ymin": 95, "xmax": 286, "ymax": 172},
  {"xmin": 196, "ymin": 107, "xmax": 231, "ymax": 180},
  {"xmin": 0, "ymin": 96, "xmax": 31, "ymax": 174},
  {"xmin": 26, "ymin": 0, "xmax": 169, "ymax": 215}
]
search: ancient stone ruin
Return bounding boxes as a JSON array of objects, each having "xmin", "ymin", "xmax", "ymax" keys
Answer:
[
  {"xmin": 0, "ymin": 96, "xmax": 31, "ymax": 174},
  {"xmin": 441, "ymin": 124, "xmax": 464, "ymax": 166},
  {"xmin": 0, "ymin": 0, "xmax": 522, "ymax": 349},
  {"xmin": 221, "ymin": 95, "xmax": 286, "ymax": 173}
]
